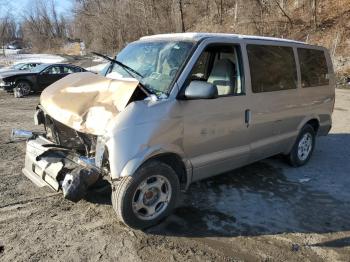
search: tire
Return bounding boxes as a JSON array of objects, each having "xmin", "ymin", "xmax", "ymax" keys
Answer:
[
  {"xmin": 111, "ymin": 160, "xmax": 180, "ymax": 229},
  {"xmin": 287, "ymin": 124, "xmax": 316, "ymax": 167},
  {"xmin": 14, "ymin": 81, "xmax": 32, "ymax": 98}
]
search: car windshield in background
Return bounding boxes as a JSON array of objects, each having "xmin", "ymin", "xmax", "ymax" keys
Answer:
[
  {"xmin": 12, "ymin": 63, "xmax": 25, "ymax": 69},
  {"xmin": 30, "ymin": 64, "xmax": 49, "ymax": 73},
  {"xmin": 108, "ymin": 41, "xmax": 194, "ymax": 96}
]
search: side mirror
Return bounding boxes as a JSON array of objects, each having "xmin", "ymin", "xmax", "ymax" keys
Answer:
[{"xmin": 184, "ymin": 80, "xmax": 218, "ymax": 99}]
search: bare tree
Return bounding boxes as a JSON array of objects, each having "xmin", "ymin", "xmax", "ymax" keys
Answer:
[
  {"xmin": 0, "ymin": 13, "xmax": 16, "ymax": 54},
  {"xmin": 179, "ymin": 0, "xmax": 185, "ymax": 32},
  {"xmin": 274, "ymin": 0, "xmax": 293, "ymax": 28},
  {"xmin": 0, "ymin": 0, "xmax": 16, "ymax": 54},
  {"xmin": 214, "ymin": 0, "xmax": 224, "ymax": 25},
  {"xmin": 312, "ymin": 0, "xmax": 318, "ymax": 28},
  {"xmin": 21, "ymin": 0, "xmax": 69, "ymax": 52},
  {"xmin": 73, "ymin": 0, "xmax": 179, "ymax": 54}
]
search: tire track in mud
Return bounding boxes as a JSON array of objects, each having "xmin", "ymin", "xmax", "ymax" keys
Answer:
[{"xmin": 0, "ymin": 193, "xmax": 61, "ymax": 210}]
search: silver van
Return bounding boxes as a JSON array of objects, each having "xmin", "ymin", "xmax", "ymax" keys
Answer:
[{"xmin": 14, "ymin": 33, "xmax": 335, "ymax": 229}]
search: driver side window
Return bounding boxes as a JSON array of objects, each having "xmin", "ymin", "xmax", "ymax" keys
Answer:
[
  {"xmin": 190, "ymin": 51, "xmax": 210, "ymax": 81},
  {"xmin": 189, "ymin": 44, "xmax": 244, "ymax": 96}
]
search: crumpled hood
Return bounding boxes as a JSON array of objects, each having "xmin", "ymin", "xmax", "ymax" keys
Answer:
[{"xmin": 40, "ymin": 72, "xmax": 140, "ymax": 135}]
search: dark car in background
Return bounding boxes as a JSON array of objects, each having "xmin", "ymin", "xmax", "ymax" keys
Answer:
[{"xmin": 0, "ymin": 63, "xmax": 86, "ymax": 97}]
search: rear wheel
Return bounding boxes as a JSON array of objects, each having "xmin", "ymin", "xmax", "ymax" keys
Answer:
[
  {"xmin": 287, "ymin": 124, "xmax": 316, "ymax": 167},
  {"xmin": 14, "ymin": 81, "xmax": 32, "ymax": 98},
  {"xmin": 111, "ymin": 160, "xmax": 180, "ymax": 229}
]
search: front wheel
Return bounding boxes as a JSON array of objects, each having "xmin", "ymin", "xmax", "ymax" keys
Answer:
[
  {"xmin": 14, "ymin": 81, "xmax": 32, "ymax": 98},
  {"xmin": 111, "ymin": 160, "xmax": 180, "ymax": 229},
  {"xmin": 287, "ymin": 124, "xmax": 316, "ymax": 167}
]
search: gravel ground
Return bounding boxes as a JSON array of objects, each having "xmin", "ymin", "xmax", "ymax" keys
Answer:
[{"xmin": 0, "ymin": 89, "xmax": 349, "ymax": 261}]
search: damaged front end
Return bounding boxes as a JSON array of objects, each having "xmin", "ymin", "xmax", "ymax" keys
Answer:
[
  {"xmin": 12, "ymin": 117, "xmax": 104, "ymax": 202},
  {"xmin": 15, "ymin": 72, "xmax": 146, "ymax": 202}
]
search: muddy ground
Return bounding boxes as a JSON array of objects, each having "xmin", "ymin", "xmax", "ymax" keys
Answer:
[{"xmin": 0, "ymin": 89, "xmax": 350, "ymax": 262}]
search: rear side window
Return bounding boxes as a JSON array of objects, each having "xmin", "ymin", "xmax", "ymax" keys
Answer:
[
  {"xmin": 247, "ymin": 45, "xmax": 297, "ymax": 93},
  {"xmin": 73, "ymin": 67, "xmax": 84, "ymax": 72},
  {"xmin": 63, "ymin": 66, "xmax": 82, "ymax": 73},
  {"xmin": 298, "ymin": 48, "xmax": 329, "ymax": 87},
  {"xmin": 63, "ymin": 66, "xmax": 74, "ymax": 73},
  {"xmin": 43, "ymin": 66, "xmax": 62, "ymax": 74}
]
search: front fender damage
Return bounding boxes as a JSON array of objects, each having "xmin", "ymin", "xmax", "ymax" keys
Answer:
[
  {"xmin": 20, "ymin": 72, "xmax": 150, "ymax": 201},
  {"xmin": 39, "ymin": 72, "xmax": 144, "ymax": 136}
]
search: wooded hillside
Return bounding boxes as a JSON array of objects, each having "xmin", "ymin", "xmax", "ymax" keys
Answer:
[
  {"xmin": 74, "ymin": 0, "xmax": 350, "ymax": 76},
  {"xmin": 0, "ymin": 0, "xmax": 349, "ymax": 76}
]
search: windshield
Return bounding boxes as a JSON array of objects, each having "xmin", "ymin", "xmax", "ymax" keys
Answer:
[
  {"xmin": 30, "ymin": 64, "xmax": 49, "ymax": 73},
  {"xmin": 106, "ymin": 41, "xmax": 194, "ymax": 95},
  {"xmin": 11, "ymin": 63, "xmax": 25, "ymax": 69}
]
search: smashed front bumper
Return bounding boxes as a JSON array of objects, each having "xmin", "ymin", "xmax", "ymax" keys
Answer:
[
  {"xmin": 23, "ymin": 136, "xmax": 64, "ymax": 190},
  {"xmin": 21, "ymin": 134, "xmax": 101, "ymax": 201}
]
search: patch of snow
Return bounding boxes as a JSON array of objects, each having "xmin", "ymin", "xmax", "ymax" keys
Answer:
[
  {"xmin": 86, "ymin": 62, "xmax": 108, "ymax": 73},
  {"xmin": 105, "ymin": 71, "xmax": 123, "ymax": 79},
  {"xmin": 0, "ymin": 54, "xmax": 66, "ymax": 67},
  {"xmin": 92, "ymin": 56, "xmax": 106, "ymax": 63},
  {"xmin": 0, "ymin": 49, "xmax": 22, "ymax": 55}
]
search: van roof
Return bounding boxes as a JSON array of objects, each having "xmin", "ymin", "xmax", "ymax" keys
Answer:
[{"xmin": 140, "ymin": 32, "xmax": 308, "ymax": 45}]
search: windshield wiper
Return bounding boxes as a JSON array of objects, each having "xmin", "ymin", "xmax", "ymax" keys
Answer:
[
  {"xmin": 92, "ymin": 52, "xmax": 144, "ymax": 78},
  {"xmin": 92, "ymin": 52, "xmax": 155, "ymax": 96}
]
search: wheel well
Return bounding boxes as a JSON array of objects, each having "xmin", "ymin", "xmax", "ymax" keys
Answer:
[
  {"xmin": 148, "ymin": 153, "xmax": 188, "ymax": 190},
  {"xmin": 16, "ymin": 79, "xmax": 32, "ymax": 86},
  {"xmin": 306, "ymin": 119, "xmax": 320, "ymax": 134}
]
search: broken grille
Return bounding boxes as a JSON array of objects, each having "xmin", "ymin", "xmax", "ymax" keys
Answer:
[{"xmin": 44, "ymin": 115, "xmax": 97, "ymax": 155}]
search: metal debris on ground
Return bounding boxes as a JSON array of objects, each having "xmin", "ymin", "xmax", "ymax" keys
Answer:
[{"xmin": 291, "ymin": 243, "xmax": 300, "ymax": 252}]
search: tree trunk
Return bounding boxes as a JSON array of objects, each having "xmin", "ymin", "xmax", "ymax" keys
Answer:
[
  {"xmin": 179, "ymin": 0, "xmax": 185, "ymax": 32},
  {"xmin": 234, "ymin": 0, "xmax": 238, "ymax": 24},
  {"xmin": 220, "ymin": 0, "xmax": 223, "ymax": 25},
  {"xmin": 313, "ymin": 0, "xmax": 317, "ymax": 28},
  {"xmin": 274, "ymin": 0, "xmax": 293, "ymax": 28}
]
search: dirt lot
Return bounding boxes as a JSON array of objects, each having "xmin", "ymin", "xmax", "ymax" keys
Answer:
[{"xmin": 0, "ymin": 89, "xmax": 350, "ymax": 261}]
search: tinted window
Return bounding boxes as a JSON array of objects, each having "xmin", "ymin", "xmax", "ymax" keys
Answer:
[
  {"xmin": 62, "ymin": 66, "xmax": 80, "ymax": 73},
  {"xmin": 74, "ymin": 67, "xmax": 83, "ymax": 72},
  {"xmin": 247, "ymin": 45, "xmax": 297, "ymax": 93},
  {"xmin": 298, "ymin": 48, "xmax": 329, "ymax": 87},
  {"xmin": 43, "ymin": 66, "xmax": 61, "ymax": 74}
]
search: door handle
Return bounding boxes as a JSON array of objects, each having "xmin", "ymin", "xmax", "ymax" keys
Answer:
[{"xmin": 245, "ymin": 109, "xmax": 251, "ymax": 127}]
